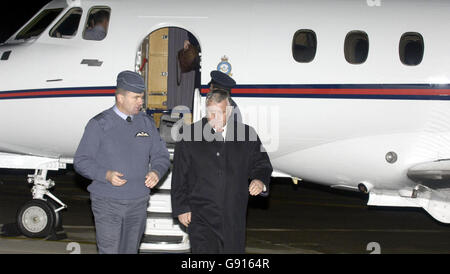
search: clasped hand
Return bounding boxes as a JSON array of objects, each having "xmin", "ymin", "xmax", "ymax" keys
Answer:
[
  {"xmin": 249, "ymin": 179, "xmax": 265, "ymax": 196},
  {"xmin": 106, "ymin": 170, "xmax": 159, "ymax": 188}
]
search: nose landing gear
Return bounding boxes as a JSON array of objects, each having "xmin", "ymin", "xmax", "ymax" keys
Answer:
[{"xmin": 16, "ymin": 169, "xmax": 67, "ymax": 239}]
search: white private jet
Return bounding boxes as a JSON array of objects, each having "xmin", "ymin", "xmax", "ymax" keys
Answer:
[{"xmin": 1, "ymin": 0, "xmax": 450, "ymax": 252}]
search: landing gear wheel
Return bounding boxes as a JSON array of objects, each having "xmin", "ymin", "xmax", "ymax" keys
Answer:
[
  {"xmin": 47, "ymin": 199, "xmax": 62, "ymax": 230},
  {"xmin": 17, "ymin": 199, "xmax": 55, "ymax": 238}
]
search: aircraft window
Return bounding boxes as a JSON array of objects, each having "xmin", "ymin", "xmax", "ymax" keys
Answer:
[
  {"xmin": 292, "ymin": 30, "xmax": 317, "ymax": 63},
  {"xmin": 15, "ymin": 8, "xmax": 64, "ymax": 40},
  {"xmin": 83, "ymin": 7, "xmax": 111, "ymax": 41},
  {"xmin": 399, "ymin": 32, "xmax": 424, "ymax": 66},
  {"xmin": 344, "ymin": 31, "xmax": 369, "ymax": 64},
  {"xmin": 49, "ymin": 8, "xmax": 83, "ymax": 38}
]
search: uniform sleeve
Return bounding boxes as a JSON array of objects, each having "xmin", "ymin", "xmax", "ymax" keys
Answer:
[
  {"xmin": 73, "ymin": 119, "xmax": 109, "ymax": 184},
  {"xmin": 171, "ymin": 140, "xmax": 192, "ymax": 217},
  {"xmin": 148, "ymin": 120, "xmax": 170, "ymax": 179},
  {"xmin": 249, "ymin": 131, "xmax": 273, "ymax": 197}
]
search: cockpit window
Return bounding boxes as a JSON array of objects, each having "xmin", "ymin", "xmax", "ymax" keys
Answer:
[
  {"xmin": 83, "ymin": 7, "xmax": 111, "ymax": 41},
  {"xmin": 16, "ymin": 8, "xmax": 64, "ymax": 40},
  {"xmin": 49, "ymin": 8, "xmax": 83, "ymax": 38}
]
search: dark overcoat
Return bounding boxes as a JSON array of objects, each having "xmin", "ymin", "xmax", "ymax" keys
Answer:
[{"xmin": 171, "ymin": 117, "xmax": 273, "ymax": 253}]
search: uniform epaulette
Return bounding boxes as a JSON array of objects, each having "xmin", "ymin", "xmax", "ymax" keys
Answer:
[
  {"xmin": 92, "ymin": 112, "xmax": 105, "ymax": 122},
  {"xmin": 92, "ymin": 110, "xmax": 114, "ymax": 132}
]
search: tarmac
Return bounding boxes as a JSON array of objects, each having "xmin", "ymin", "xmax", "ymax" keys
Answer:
[
  {"xmin": 1, "ymin": 169, "xmax": 449, "ymax": 254},
  {"xmin": 0, "ymin": 224, "xmax": 321, "ymax": 254}
]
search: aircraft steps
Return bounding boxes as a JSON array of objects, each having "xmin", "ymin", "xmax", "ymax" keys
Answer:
[{"xmin": 140, "ymin": 170, "xmax": 190, "ymax": 253}]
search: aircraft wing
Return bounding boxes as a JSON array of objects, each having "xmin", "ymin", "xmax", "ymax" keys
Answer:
[
  {"xmin": 0, "ymin": 152, "xmax": 69, "ymax": 170},
  {"xmin": 407, "ymin": 159, "xmax": 450, "ymax": 188},
  {"xmin": 367, "ymin": 159, "xmax": 450, "ymax": 224}
]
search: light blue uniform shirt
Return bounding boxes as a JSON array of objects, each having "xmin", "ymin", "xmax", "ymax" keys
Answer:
[{"xmin": 113, "ymin": 105, "xmax": 133, "ymax": 121}]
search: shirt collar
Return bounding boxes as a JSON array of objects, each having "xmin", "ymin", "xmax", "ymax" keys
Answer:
[
  {"xmin": 212, "ymin": 124, "xmax": 227, "ymax": 141},
  {"xmin": 113, "ymin": 105, "xmax": 133, "ymax": 121}
]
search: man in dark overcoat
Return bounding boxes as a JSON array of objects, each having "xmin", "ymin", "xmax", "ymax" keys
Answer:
[{"xmin": 171, "ymin": 89, "xmax": 273, "ymax": 253}]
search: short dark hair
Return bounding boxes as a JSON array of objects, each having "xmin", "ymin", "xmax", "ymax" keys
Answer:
[
  {"xmin": 206, "ymin": 89, "xmax": 230, "ymax": 105},
  {"xmin": 115, "ymin": 87, "xmax": 128, "ymax": 97},
  {"xmin": 87, "ymin": 14, "xmax": 95, "ymax": 28},
  {"xmin": 178, "ymin": 44, "xmax": 199, "ymax": 73},
  {"xmin": 93, "ymin": 10, "xmax": 110, "ymax": 25}
]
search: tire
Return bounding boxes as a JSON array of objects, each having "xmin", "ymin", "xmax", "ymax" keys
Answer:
[
  {"xmin": 47, "ymin": 199, "xmax": 63, "ymax": 230},
  {"xmin": 17, "ymin": 199, "xmax": 55, "ymax": 238}
]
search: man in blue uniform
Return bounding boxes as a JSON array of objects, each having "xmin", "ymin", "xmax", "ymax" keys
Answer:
[{"xmin": 74, "ymin": 70, "xmax": 170, "ymax": 254}]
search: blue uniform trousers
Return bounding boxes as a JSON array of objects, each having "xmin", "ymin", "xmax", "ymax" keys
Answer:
[{"xmin": 90, "ymin": 194, "xmax": 149, "ymax": 254}]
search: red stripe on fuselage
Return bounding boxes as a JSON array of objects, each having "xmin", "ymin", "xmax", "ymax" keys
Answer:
[
  {"xmin": 0, "ymin": 89, "xmax": 115, "ymax": 98},
  {"xmin": 2, "ymin": 87, "xmax": 450, "ymax": 99},
  {"xmin": 201, "ymin": 88, "xmax": 450, "ymax": 96}
]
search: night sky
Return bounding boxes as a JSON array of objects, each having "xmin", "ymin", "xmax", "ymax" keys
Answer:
[{"xmin": 1, "ymin": 1, "xmax": 51, "ymax": 43}]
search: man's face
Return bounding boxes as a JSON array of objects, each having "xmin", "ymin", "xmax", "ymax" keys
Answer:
[
  {"xmin": 206, "ymin": 99, "xmax": 231, "ymax": 130},
  {"xmin": 117, "ymin": 91, "xmax": 144, "ymax": 115}
]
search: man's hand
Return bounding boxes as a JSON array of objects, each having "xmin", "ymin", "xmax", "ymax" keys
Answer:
[
  {"xmin": 145, "ymin": 171, "xmax": 159, "ymax": 188},
  {"xmin": 178, "ymin": 212, "xmax": 191, "ymax": 227},
  {"xmin": 249, "ymin": 179, "xmax": 265, "ymax": 196},
  {"xmin": 106, "ymin": 170, "xmax": 127, "ymax": 186}
]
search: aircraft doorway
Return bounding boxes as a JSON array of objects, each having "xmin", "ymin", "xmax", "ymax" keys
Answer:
[{"xmin": 138, "ymin": 27, "xmax": 201, "ymax": 147}]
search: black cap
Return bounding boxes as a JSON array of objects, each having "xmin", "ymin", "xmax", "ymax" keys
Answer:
[{"xmin": 209, "ymin": 70, "xmax": 236, "ymax": 90}]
